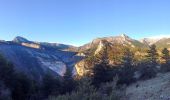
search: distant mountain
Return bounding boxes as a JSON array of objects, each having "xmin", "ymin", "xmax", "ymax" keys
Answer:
[
  {"xmin": 154, "ymin": 38, "xmax": 170, "ymax": 49},
  {"xmin": 12, "ymin": 36, "xmax": 77, "ymax": 50},
  {"xmin": 140, "ymin": 37, "xmax": 170, "ymax": 49},
  {"xmin": 140, "ymin": 38, "xmax": 160, "ymax": 45},
  {"xmin": 79, "ymin": 34, "xmax": 147, "ymax": 52},
  {"xmin": 0, "ymin": 37, "xmax": 83, "ymax": 81}
]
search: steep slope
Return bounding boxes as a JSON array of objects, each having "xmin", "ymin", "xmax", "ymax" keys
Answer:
[
  {"xmin": 0, "ymin": 41, "xmax": 82, "ymax": 80},
  {"xmin": 123, "ymin": 72, "xmax": 170, "ymax": 100},
  {"xmin": 154, "ymin": 38, "xmax": 170, "ymax": 49}
]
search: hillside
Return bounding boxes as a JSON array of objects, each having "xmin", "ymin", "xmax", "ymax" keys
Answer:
[
  {"xmin": 122, "ymin": 72, "xmax": 170, "ymax": 100},
  {"xmin": 0, "ymin": 37, "xmax": 83, "ymax": 80},
  {"xmin": 154, "ymin": 38, "xmax": 170, "ymax": 49}
]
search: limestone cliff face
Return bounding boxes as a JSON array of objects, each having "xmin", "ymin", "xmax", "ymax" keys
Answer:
[
  {"xmin": 75, "ymin": 60, "xmax": 86, "ymax": 76},
  {"xmin": 21, "ymin": 43, "xmax": 41, "ymax": 49},
  {"xmin": 94, "ymin": 40, "xmax": 105, "ymax": 55},
  {"xmin": 75, "ymin": 59, "xmax": 93, "ymax": 76}
]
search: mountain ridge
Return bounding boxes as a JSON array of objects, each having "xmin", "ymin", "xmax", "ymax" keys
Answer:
[
  {"xmin": 3, "ymin": 34, "xmax": 170, "ymax": 48},
  {"xmin": 1, "ymin": 34, "xmax": 170, "ymax": 78}
]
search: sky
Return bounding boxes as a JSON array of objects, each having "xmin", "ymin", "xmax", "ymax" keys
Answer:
[{"xmin": 0, "ymin": 0, "xmax": 170, "ymax": 46}]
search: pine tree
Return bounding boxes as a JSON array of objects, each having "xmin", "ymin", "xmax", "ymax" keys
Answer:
[
  {"xmin": 62, "ymin": 68, "xmax": 76, "ymax": 94},
  {"xmin": 122, "ymin": 48, "xmax": 134, "ymax": 67},
  {"xmin": 118, "ymin": 48, "xmax": 135, "ymax": 85},
  {"xmin": 92, "ymin": 45, "xmax": 111, "ymax": 87},
  {"xmin": 162, "ymin": 48, "xmax": 170, "ymax": 64},
  {"xmin": 42, "ymin": 73, "xmax": 61, "ymax": 97},
  {"xmin": 146, "ymin": 44, "xmax": 158, "ymax": 66},
  {"xmin": 161, "ymin": 48, "xmax": 170, "ymax": 72}
]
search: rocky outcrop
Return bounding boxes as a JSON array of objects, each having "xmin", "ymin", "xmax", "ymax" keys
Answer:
[
  {"xmin": 94, "ymin": 40, "xmax": 105, "ymax": 55},
  {"xmin": 75, "ymin": 60, "xmax": 86, "ymax": 76},
  {"xmin": 75, "ymin": 59, "xmax": 93, "ymax": 76},
  {"xmin": 21, "ymin": 43, "xmax": 41, "ymax": 49}
]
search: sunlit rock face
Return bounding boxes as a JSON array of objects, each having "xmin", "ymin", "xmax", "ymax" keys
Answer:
[
  {"xmin": 13, "ymin": 36, "xmax": 77, "ymax": 51},
  {"xmin": 75, "ymin": 59, "xmax": 97, "ymax": 76},
  {"xmin": 76, "ymin": 52, "xmax": 86, "ymax": 57},
  {"xmin": 94, "ymin": 40, "xmax": 105, "ymax": 55},
  {"xmin": 75, "ymin": 60, "xmax": 86, "ymax": 76},
  {"xmin": 21, "ymin": 43, "xmax": 41, "ymax": 49}
]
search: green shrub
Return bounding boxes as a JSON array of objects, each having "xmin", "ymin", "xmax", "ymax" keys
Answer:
[
  {"xmin": 138, "ymin": 63, "xmax": 157, "ymax": 80},
  {"xmin": 48, "ymin": 77, "xmax": 122, "ymax": 100}
]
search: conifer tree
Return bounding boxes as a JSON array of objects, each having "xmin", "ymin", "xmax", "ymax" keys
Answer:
[
  {"xmin": 122, "ymin": 48, "xmax": 134, "ymax": 67},
  {"xmin": 62, "ymin": 68, "xmax": 76, "ymax": 94},
  {"xmin": 42, "ymin": 73, "xmax": 61, "ymax": 97},
  {"xmin": 92, "ymin": 44, "xmax": 111, "ymax": 87},
  {"xmin": 146, "ymin": 44, "xmax": 158, "ymax": 65},
  {"xmin": 118, "ymin": 48, "xmax": 135, "ymax": 85},
  {"xmin": 162, "ymin": 48, "xmax": 170, "ymax": 64}
]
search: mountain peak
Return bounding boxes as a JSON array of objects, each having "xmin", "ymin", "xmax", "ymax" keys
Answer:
[
  {"xmin": 121, "ymin": 33, "xmax": 127, "ymax": 37},
  {"xmin": 120, "ymin": 34, "xmax": 130, "ymax": 39},
  {"xmin": 13, "ymin": 36, "xmax": 30, "ymax": 43}
]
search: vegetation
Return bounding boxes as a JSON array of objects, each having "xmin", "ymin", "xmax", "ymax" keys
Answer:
[
  {"xmin": 48, "ymin": 77, "xmax": 121, "ymax": 100},
  {"xmin": 0, "ymin": 54, "xmax": 37, "ymax": 100},
  {"xmin": 161, "ymin": 48, "xmax": 170, "ymax": 64},
  {"xmin": 146, "ymin": 44, "xmax": 158, "ymax": 65},
  {"xmin": 61, "ymin": 67, "xmax": 76, "ymax": 94},
  {"xmin": 1, "ymin": 43, "xmax": 170, "ymax": 100},
  {"xmin": 161, "ymin": 48, "xmax": 170, "ymax": 72}
]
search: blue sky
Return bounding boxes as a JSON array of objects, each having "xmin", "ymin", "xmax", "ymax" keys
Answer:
[{"xmin": 0, "ymin": 0, "xmax": 170, "ymax": 46}]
